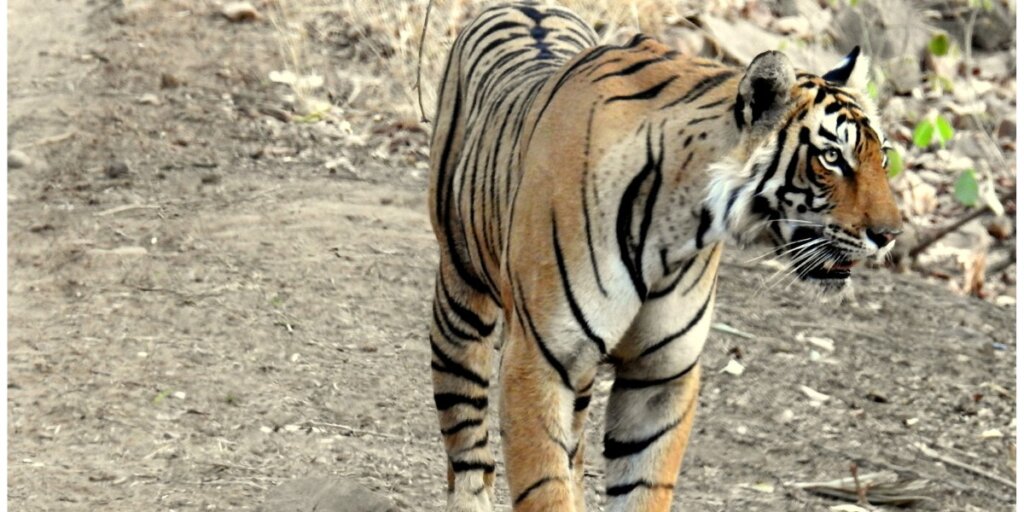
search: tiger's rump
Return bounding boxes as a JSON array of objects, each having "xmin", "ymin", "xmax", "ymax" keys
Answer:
[{"xmin": 429, "ymin": 2, "xmax": 597, "ymax": 302}]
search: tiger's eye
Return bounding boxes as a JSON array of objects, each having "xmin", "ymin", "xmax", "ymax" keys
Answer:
[{"xmin": 823, "ymin": 148, "xmax": 840, "ymax": 163}]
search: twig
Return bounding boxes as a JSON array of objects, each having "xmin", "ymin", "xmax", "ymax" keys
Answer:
[
  {"xmin": 711, "ymin": 322, "xmax": 755, "ymax": 339},
  {"xmin": 180, "ymin": 479, "xmax": 267, "ymax": 491},
  {"xmin": 906, "ymin": 189, "xmax": 1013, "ymax": 258},
  {"xmin": 415, "ymin": 0, "xmax": 436, "ymax": 124},
  {"xmin": 915, "ymin": 443, "xmax": 1016, "ymax": 490},
  {"xmin": 23, "ymin": 131, "xmax": 76, "ymax": 148},
  {"xmin": 95, "ymin": 204, "xmax": 159, "ymax": 217},
  {"xmin": 307, "ymin": 420, "xmax": 425, "ymax": 443},
  {"xmin": 194, "ymin": 459, "xmax": 266, "ymax": 474}
]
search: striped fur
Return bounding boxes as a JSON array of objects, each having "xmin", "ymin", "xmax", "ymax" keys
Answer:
[{"xmin": 427, "ymin": 3, "xmax": 901, "ymax": 511}]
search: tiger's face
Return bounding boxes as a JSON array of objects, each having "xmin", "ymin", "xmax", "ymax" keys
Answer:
[{"xmin": 731, "ymin": 47, "xmax": 902, "ymax": 291}]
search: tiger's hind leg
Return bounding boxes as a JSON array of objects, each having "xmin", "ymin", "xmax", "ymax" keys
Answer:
[
  {"xmin": 602, "ymin": 244, "xmax": 721, "ymax": 512},
  {"xmin": 430, "ymin": 268, "xmax": 501, "ymax": 512}
]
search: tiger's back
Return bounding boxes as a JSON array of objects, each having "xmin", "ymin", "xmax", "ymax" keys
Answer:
[{"xmin": 428, "ymin": 2, "xmax": 597, "ymax": 301}]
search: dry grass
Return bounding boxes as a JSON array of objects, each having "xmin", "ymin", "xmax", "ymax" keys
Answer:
[{"xmin": 265, "ymin": 0, "xmax": 734, "ymax": 121}]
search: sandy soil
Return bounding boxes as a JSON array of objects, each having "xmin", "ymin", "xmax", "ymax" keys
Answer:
[{"xmin": 7, "ymin": 1, "xmax": 1016, "ymax": 510}]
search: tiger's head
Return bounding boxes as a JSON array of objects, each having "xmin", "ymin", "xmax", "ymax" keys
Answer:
[{"xmin": 715, "ymin": 47, "xmax": 902, "ymax": 292}]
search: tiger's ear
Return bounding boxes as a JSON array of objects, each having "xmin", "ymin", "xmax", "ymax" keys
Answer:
[
  {"xmin": 822, "ymin": 46, "xmax": 869, "ymax": 89},
  {"xmin": 736, "ymin": 50, "xmax": 795, "ymax": 131}
]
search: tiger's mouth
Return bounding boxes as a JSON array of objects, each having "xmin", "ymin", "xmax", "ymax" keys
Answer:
[{"xmin": 783, "ymin": 226, "xmax": 857, "ymax": 290}]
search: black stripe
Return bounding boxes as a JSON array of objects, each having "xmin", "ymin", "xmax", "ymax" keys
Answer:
[
  {"xmin": 442, "ymin": 418, "xmax": 484, "ymax": 436},
  {"xmin": 430, "ymin": 339, "xmax": 489, "ymax": 387},
  {"xmin": 615, "ymin": 126, "xmax": 663, "ymax": 299},
  {"xmin": 647, "ymin": 255, "xmax": 696, "ymax": 299},
  {"xmin": 733, "ymin": 94, "xmax": 745, "ymax": 129},
  {"xmin": 514, "ymin": 280, "xmax": 574, "ymax": 390},
  {"xmin": 660, "ymin": 70, "xmax": 736, "ymax": 109},
  {"xmin": 697, "ymin": 98, "xmax": 729, "ymax": 110},
  {"xmin": 605, "ymin": 76, "xmax": 678, "ymax": 104},
  {"xmin": 591, "ymin": 51, "xmax": 678, "ymax": 82},
  {"xmin": 451, "ymin": 460, "xmax": 495, "ymax": 473},
  {"xmin": 687, "ymin": 114, "xmax": 721, "ymax": 125},
  {"xmin": 817, "ymin": 126, "xmax": 839, "ymax": 143},
  {"xmin": 606, "ymin": 480, "xmax": 674, "ymax": 496},
  {"xmin": 695, "ymin": 207, "xmax": 713, "ymax": 249},
  {"xmin": 612, "ymin": 358, "xmax": 699, "ymax": 390},
  {"xmin": 434, "ymin": 302, "xmax": 476, "ymax": 342},
  {"xmin": 515, "ymin": 477, "xmax": 563, "ymax": 504},
  {"xmin": 639, "ymin": 287, "xmax": 714, "ymax": 357},
  {"xmin": 453, "ymin": 433, "xmax": 490, "ymax": 456},
  {"xmin": 434, "ymin": 393, "xmax": 488, "ymax": 411},
  {"xmin": 439, "ymin": 276, "xmax": 496, "ymax": 338},
  {"xmin": 603, "ymin": 417, "xmax": 682, "ymax": 459},
  {"xmin": 552, "ymin": 213, "xmax": 607, "ymax": 354},
  {"xmin": 580, "ymin": 102, "xmax": 608, "ymax": 296},
  {"xmin": 725, "ymin": 186, "xmax": 743, "ymax": 219},
  {"xmin": 574, "ymin": 394, "xmax": 592, "ymax": 411}
]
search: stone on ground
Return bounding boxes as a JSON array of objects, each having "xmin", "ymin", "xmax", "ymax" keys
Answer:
[{"xmin": 261, "ymin": 477, "xmax": 398, "ymax": 512}]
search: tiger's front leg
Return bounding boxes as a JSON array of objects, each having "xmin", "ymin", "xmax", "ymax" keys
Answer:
[
  {"xmin": 499, "ymin": 257, "xmax": 636, "ymax": 511},
  {"xmin": 603, "ymin": 244, "xmax": 721, "ymax": 511},
  {"xmin": 499, "ymin": 318, "xmax": 581, "ymax": 511}
]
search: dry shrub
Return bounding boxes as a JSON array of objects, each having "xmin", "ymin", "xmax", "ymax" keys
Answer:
[{"xmin": 269, "ymin": 0, "xmax": 722, "ymax": 120}]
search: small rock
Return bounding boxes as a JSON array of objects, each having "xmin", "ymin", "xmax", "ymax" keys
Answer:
[
  {"xmin": 955, "ymin": 395, "xmax": 979, "ymax": 416},
  {"xmin": 985, "ymin": 215, "xmax": 1013, "ymax": 240},
  {"xmin": 222, "ymin": 2, "xmax": 259, "ymax": 22},
  {"xmin": 138, "ymin": 93, "xmax": 160, "ymax": 105},
  {"xmin": 200, "ymin": 174, "xmax": 222, "ymax": 185},
  {"xmin": 772, "ymin": 16, "xmax": 810, "ymax": 36},
  {"xmin": 979, "ymin": 428, "xmax": 1003, "ymax": 439},
  {"xmin": 171, "ymin": 391, "xmax": 187, "ymax": 400},
  {"xmin": 865, "ymin": 390, "xmax": 889, "ymax": 403},
  {"xmin": 8, "ymin": 149, "xmax": 30, "ymax": 169},
  {"xmin": 160, "ymin": 73, "xmax": 182, "ymax": 89},
  {"xmin": 104, "ymin": 161, "xmax": 131, "ymax": 179},
  {"xmin": 262, "ymin": 477, "xmax": 398, "ymax": 512},
  {"xmin": 774, "ymin": 409, "xmax": 795, "ymax": 425},
  {"xmin": 997, "ymin": 117, "xmax": 1015, "ymax": 140}
]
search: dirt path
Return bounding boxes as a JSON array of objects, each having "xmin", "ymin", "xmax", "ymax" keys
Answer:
[{"xmin": 7, "ymin": 1, "xmax": 1015, "ymax": 511}]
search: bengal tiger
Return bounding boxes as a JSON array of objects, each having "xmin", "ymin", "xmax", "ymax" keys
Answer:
[{"xmin": 426, "ymin": 2, "xmax": 901, "ymax": 511}]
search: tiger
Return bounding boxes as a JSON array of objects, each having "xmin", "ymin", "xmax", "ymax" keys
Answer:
[{"xmin": 425, "ymin": 2, "xmax": 902, "ymax": 511}]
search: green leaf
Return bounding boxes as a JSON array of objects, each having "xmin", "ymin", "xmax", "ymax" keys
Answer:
[
  {"xmin": 954, "ymin": 169, "xmax": 979, "ymax": 207},
  {"xmin": 886, "ymin": 148, "xmax": 904, "ymax": 178},
  {"xmin": 913, "ymin": 120, "xmax": 935, "ymax": 148},
  {"xmin": 935, "ymin": 115, "xmax": 954, "ymax": 146},
  {"xmin": 153, "ymin": 389, "xmax": 173, "ymax": 405},
  {"xmin": 929, "ymin": 32, "xmax": 950, "ymax": 56},
  {"xmin": 866, "ymin": 81, "xmax": 879, "ymax": 101}
]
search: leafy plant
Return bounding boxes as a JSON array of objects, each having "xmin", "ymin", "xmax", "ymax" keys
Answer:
[
  {"xmin": 928, "ymin": 32, "xmax": 951, "ymax": 56},
  {"xmin": 912, "ymin": 121, "xmax": 934, "ymax": 148},
  {"xmin": 913, "ymin": 114, "xmax": 955, "ymax": 149},
  {"xmin": 866, "ymin": 81, "xmax": 879, "ymax": 101},
  {"xmin": 886, "ymin": 148, "xmax": 904, "ymax": 178},
  {"xmin": 954, "ymin": 169, "xmax": 979, "ymax": 207}
]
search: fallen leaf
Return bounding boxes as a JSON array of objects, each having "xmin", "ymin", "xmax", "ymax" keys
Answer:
[{"xmin": 719, "ymin": 359, "xmax": 745, "ymax": 376}]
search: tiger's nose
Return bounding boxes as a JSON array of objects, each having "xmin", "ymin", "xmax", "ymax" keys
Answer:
[{"xmin": 866, "ymin": 227, "xmax": 900, "ymax": 248}]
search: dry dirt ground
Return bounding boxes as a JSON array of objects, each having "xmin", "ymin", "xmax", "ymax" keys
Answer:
[{"xmin": 7, "ymin": 1, "xmax": 1016, "ymax": 511}]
